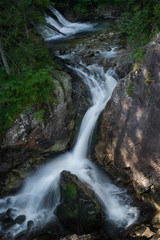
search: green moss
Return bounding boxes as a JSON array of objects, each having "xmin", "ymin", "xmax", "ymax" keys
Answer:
[
  {"xmin": 77, "ymin": 41, "xmax": 85, "ymax": 45},
  {"xmin": 127, "ymin": 82, "xmax": 134, "ymax": 97},
  {"xmin": 144, "ymin": 71, "xmax": 152, "ymax": 85},
  {"xmin": 34, "ymin": 110, "xmax": 45, "ymax": 125},
  {"xmin": 63, "ymin": 183, "xmax": 77, "ymax": 202},
  {"xmin": 95, "ymin": 202, "xmax": 101, "ymax": 212},
  {"xmin": 66, "ymin": 207, "xmax": 78, "ymax": 218}
]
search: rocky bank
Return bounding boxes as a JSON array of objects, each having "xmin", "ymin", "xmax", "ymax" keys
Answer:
[
  {"xmin": 0, "ymin": 68, "xmax": 75, "ymax": 196},
  {"xmin": 95, "ymin": 33, "xmax": 160, "ymax": 236}
]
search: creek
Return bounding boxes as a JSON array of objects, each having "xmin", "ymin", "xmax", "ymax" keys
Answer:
[{"xmin": 0, "ymin": 8, "xmax": 139, "ymax": 239}]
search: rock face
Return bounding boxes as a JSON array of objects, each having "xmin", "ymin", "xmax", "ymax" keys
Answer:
[
  {"xmin": 0, "ymin": 69, "xmax": 75, "ymax": 196},
  {"xmin": 95, "ymin": 33, "xmax": 160, "ymax": 205},
  {"xmin": 2, "ymin": 70, "xmax": 74, "ymax": 153},
  {"xmin": 56, "ymin": 171, "xmax": 104, "ymax": 234}
]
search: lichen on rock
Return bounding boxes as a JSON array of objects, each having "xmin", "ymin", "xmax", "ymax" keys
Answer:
[{"xmin": 56, "ymin": 171, "xmax": 104, "ymax": 234}]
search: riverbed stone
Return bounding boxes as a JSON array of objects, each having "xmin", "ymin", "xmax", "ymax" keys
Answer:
[
  {"xmin": 2, "ymin": 217, "xmax": 15, "ymax": 230},
  {"xmin": 15, "ymin": 215, "xmax": 26, "ymax": 224},
  {"xmin": 27, "ymin": 220, "xmax": 34, "ymax": 230},
  {"xmin": 56, "ymin": 171, "xmax": 104, "ymax": 234},
  {"xmin": 124, "ymin": 224, "xmax": 156, "ymax": 239}
]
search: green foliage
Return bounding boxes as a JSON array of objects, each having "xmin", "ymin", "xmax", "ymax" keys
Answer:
[
  {"xmin": 0, "ymin": 0, "xmax": 56, "ymax": 136},
  {"xmin": 34, "ymin": 110, "xmax": 45, "ymax": 125},
  {"xmin": 55, "ymin": 0, "xmax": 103, "ymax": 18},
  {"xmin": 119, "ymin": 1, "xmax": 160, "ymax": 60},
  {"xmin": 0, "ymin": 66, "xmax": 54, "ymax": 131},
  {"xmin": 59, "ymin": 0, "xmax": 159, "ymax": 59},
  {"xmin": 73, "ymin": 0, "xmax": 103, "ymax": 17},
  {"xmin": 127, "ymin": 82, "xmax": 134, "ymax": 97}
]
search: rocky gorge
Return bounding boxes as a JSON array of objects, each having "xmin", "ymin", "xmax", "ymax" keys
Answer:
[{"xmin": 0, "ymin": 8, "xmax": 160, "ymax": 240}]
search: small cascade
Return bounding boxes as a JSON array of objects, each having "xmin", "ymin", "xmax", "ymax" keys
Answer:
[
  {"xmin": 41, "ymin": 7, "xmax": 95, "ymax": 40},
  {"xmin": 0, "ymin": 62, "xmax": 138, "ymax": 239},
  {"xmin": 49, "ymin": 6, "xmax": 71, "ymax": 26},
  {"xmin": 0, "ymin": 9, "xmax": 139, "ymax": 239},
  {"xmin": 100, "ymin": 47, "xmax": 119, "ymax": 58}
]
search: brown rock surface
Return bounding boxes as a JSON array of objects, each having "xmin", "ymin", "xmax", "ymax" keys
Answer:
[{"xmin": 95, "ymin": 33, "xmax": 160, "ymax": 205}]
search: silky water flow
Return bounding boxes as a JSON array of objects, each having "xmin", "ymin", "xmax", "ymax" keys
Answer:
[{"xmin": 0, "ymin": 8, "xmax": 139, "ymax": 239}]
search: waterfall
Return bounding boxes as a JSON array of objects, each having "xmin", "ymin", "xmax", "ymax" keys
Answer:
[
  {"xmin": 41, "ymin": 7, "xmax": 96, "ymax": 40},
  {"xmin": 0, "ymin": 62, "xmax": 138, "ymax": 238},
  {"xmin": 0, "ymin": 9, "xmax": 139, "ymax": 239}
]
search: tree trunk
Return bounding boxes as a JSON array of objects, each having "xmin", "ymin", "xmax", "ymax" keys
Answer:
[
  {"xmin": 45, "ymin": 23, "xmax": 66, "ymax": 36},
  {"xmin": 0, "ymin": 38, "xmax": 10, "ymax": 75}
]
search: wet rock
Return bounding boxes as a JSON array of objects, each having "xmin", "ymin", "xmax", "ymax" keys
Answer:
[
  {"xmin": 6, "ymin": 208, "xmax": 17, "ymax": 218},
  {"xmin": 2, "ymin": 217, "xmax": 15, "ymax": 230},
  {"xmin": 56, "ymin": 171, "xmax": 104, "ymax": 234},
  {"xmin": 0, "ymin": 212, "xmax": 6, "ymax": 221},
  {"xmin": 124, "ymin": 224, "xmax": 156, "ymax": 239},
  {"xmin": 15, "ymin": 215, "xmax": 26, "ymax": 224},
  {"xmin": 27, "ymin": 220, "xmax": 34, "ymax": 230}
]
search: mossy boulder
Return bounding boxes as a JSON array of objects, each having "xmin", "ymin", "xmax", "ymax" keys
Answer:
[{"xmin": 56, "ymin": 171, "xmax": 104, "ymax": 234}]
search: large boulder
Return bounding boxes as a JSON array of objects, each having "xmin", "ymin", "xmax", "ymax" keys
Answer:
[
  {"xmin": 56, "ymin": 171, "xmax": 104, "ymax": 234},
  {"xmin": 95, "ymin": 33, "xmax": 160, "ymax": 206}
]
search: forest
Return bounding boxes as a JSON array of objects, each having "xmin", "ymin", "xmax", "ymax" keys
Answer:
[{"xmin": 0, "ymin": 0, "xmax": 160, "ymax": 136}]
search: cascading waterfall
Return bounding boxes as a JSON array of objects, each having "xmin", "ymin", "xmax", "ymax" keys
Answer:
[
  {"xmin": 41, "ymin": 6, "xmax": 96, "ymax": 41},
  {"xmin": 0, "ymin": 9, "xmax": 139, "ymax": 239},
  {"xmin": 0, "ymin": 61, "xmax": 138, "ymax": 239}
]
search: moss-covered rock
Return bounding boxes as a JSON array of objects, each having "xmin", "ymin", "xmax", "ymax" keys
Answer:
[
  {"xmin": 56, "ymin": 171, "xmax": 104, "ymax": 234},
  {"xmin": 0, "ymin": 68, "xmax": 75, "ymax": 197}
]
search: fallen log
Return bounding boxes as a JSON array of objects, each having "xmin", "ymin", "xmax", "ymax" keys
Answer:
[{"xmin": 45, "ymin": 23, "xmax": 66, "ymax": 36}]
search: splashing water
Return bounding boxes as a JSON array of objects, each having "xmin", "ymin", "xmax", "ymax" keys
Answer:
[
  {"xmin": 0, "ymin": 11, "xmax": 139, "ymax": 239},
  {"xmin": 0, "ymin": 61, "xmax": 138, "ymax": 239},
  {"xmin": 40, "ymin": 6, "xmax": 96, "ymax": 41}
]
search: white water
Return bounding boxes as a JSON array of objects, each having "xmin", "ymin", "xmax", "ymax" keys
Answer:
[
  {"xmin": 41, "ymin": 6, "xmax": 95, "ymax": 40},
  {"xmin": 0, "ymin": 10, "xmax": 139, "ymax": 239},
  {"xmin": 0, "ymin": 62, "xmax": 138, "ymax": 238},
  {"xmin": 100, "ymin": 47, "xmax": 119, "ymax": 58}
]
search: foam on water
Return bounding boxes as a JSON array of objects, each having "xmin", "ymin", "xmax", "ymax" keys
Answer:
[
  {"xmin": 41, "ymin": 6, "xmax": 96, "ymax": 40},
  {"xmin": 0, "ymin": 62, "xmax": 138, "ymax": 238},
  {"xmin": 100, "ymin": 47, "xmax": 119, "ymax": 58},
  {"xmin": 0, "ymin": 10, "xmax": 139, "ymax": 239}
]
